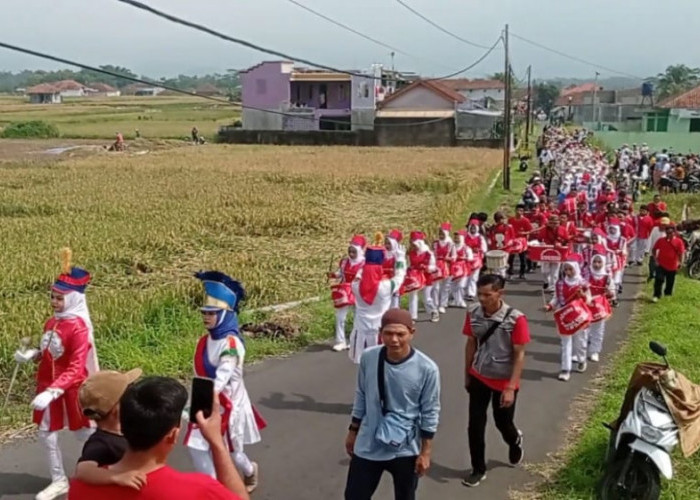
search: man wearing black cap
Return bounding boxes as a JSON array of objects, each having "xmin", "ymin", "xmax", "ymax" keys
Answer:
[{"xmin": 344, "ymin": 309, "xmax": 440, "ymax": 500}]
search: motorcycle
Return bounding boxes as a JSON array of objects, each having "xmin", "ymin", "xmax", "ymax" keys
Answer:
[
  {"xmin": 598, "ymin": 341, "xmax": 678, "ymax": 500},
  {"xmin": 680, "ymin": 228, "xmax": 700, "ymax": 280}
]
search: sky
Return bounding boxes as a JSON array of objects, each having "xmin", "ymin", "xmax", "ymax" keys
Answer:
[{"xmin": 0, "ymin": 0, "xmax": 698, "ymax": 82}]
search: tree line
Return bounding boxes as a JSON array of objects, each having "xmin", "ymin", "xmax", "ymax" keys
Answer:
[{"xmin": 0, "ymin": 65, "xmax": 240, "ymax": 94}]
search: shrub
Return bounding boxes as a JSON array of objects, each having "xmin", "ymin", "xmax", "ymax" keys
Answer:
[{"xmin": 1, "ymin": 120, "xmax": 60, "ymax": 139}]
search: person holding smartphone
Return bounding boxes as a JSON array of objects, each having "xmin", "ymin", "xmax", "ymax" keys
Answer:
[
  {"xmin": 69, "ymin": 377, "xmax": 249, "ymax": 499},
  {"xmin": 184, "ymin": 271, "xmax": 265, "ymax": 494}
]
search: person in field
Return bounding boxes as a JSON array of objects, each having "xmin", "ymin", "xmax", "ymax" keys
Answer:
[
  {"xmin": 13, "ymin": 248, "xmax": 99, "ymax": 500},
  {"xmin": 383, "ymin": 230, "xmax": 406, "ymax": 309},
  {"xmin": 432, "ymin": 223, "xmax": 454, "ymax": 314},
  {"xmin": 329, "ymin": 235, "xmax": 366, "ymax": 352},
  {"xmin": 349, "ymin": 234, "xmax": 406, "ymax": 364},
  {"xmin": 184, "ymin": 271, "xmax": 265, "ymax": 494}
]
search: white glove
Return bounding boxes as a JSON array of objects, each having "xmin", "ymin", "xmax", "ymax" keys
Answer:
[
  {"xmin": 14, "ymin": 348, "xmax": 38, "ymax": 364},
  {"xmin": 31, "ymin": 388, "xmax": 63, "ymax": 411},
  {"xmin": 181, "ymin": 407, "xmax": 190, "ymax": 423}
]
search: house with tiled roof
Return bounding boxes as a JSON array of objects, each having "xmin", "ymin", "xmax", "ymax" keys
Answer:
[
  {"xmin": 440, "ymin": 78, "xmax": 506, "ymax": 109},
  {"xmin": 87, "ymin": 83, "xmax": 121, "ymax": 97},
  {"xmin": 642, "ymin": 84, "xmax": 700, "ymax": 133},
  {"xmin": 26, "ymin": 83, "xmax": 62, "ymax": 104}
]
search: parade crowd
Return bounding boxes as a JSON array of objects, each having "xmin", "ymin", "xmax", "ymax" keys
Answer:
[{"xmin": 10, "ymin": 126, "xmax": 689, "ymax": 500}]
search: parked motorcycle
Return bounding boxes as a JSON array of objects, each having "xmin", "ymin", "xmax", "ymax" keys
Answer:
[
  {"xmin": 598, "ymin": 342, "xmax": 678, "ymax": 500},
  {"xmin": 679, "ymin": 228, "xmax": 700, "ymax": 280}
]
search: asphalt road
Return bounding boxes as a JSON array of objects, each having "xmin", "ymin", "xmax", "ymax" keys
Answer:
[{"xmin": 0, "ymin": 268, "xmax": 642, "ymax": 500}]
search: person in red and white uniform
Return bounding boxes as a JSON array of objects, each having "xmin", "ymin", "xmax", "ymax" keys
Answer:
[
  {"xmin": 329, "ymin": 235, "xmax": 366, "ymax": 352},
  {"xmin": 574, "ymin": 200, "xmax": 594, "ymax": 229},
  {"xmin": 449, "ymin": 229, "xmax": 474, "ymax": 308},
  {"xmin": 487, "ymin": 212, "xmax": 515, "ymax": 251},
  {"xmin": 508, "ymin": 204, "xmax": 533, "ymax": 279},
  {"xmin": 13, "ymin": 249, "xmax": 99, "ymax": 500},
  {"xmin": 546, "ymin": 254, "xmax": 590, "ymax": 382},
  {"xmin": 631, "ymin": 205, "xmax": 654, "ymax": 265},
  {"xmin": 383, "ymin": 229, "xmax": 406, "ymax": 309},
  {"xmin": 432, "ymin": 222, "xmax": 454, "ymax": 314},
  {"xmin": 406, "ymin": 231, "xmax": 439, "ymax": 322},
  {"xmin": 605, "ymin": 220, "xmax": 628, "ymax": 294},
  {"xmin": 534, "ymin": 215, "xmax": 570, "ymax": 292},
  {"xmin": 464, "ymin": 219, "xmax": 488, "ymax": 301},
  {"xmin": 583, "ymin": 253, "xmax": 616, "ymax": 362}
]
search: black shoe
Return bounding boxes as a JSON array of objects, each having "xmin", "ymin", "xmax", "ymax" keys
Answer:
[
  {"xmin": 518, "ymin": 274, "xmax": 525, "ymax": 280},
  {"xmin": 542, "ymin": 282, "xmax": 548, "ymax": 290},
  {"xmin": 462, "ymin": 470, "xmax": 487, "ymax": 487},
  {"xmin": 509, "ymin": 431, "xmax": 524, "ymax": 465}
]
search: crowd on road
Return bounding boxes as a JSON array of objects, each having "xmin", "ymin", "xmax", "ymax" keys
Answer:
[{"xmin": 8, "ymin": 125, "xmax": 692, "ymax": 500}]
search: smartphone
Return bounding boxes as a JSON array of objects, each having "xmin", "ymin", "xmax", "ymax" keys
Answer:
[{"xmin": 189, "ymin": 377, "xmax": 214, "ymax": 422}]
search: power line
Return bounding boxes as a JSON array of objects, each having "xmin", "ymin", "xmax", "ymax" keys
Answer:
[
  {"xmin": 0, "ymin": 40, "xmax": 454, "ymax": 128},
  {"xmin": 115, "ymin": 0, "xmax": 385, "ymax": 81},
  {"xmin": 510, "ymin": 32, "xmax": 645, "ymax": 81},
  {"xmin": 394, "ymin": 0, "xmax": 493, "ymax": 50},
  {"xmin": 283, "ymin": 0, "xmax": 456, "ymax": 72},
  {"xmin": 423, "ymin": 35, "xmax": 502, "ymax": 81}
]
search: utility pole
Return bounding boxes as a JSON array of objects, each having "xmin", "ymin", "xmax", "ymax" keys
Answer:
[
  {"xmin": 502, "ymin": 24, "xmax": 511, "ymax": 191},
  {"xmin": 525, "ymin": 65, "xmax": 532, "ymax": 149},
  {"xmin": 592, "ymin": 71, "xmax": 600, "ymax": 129}
]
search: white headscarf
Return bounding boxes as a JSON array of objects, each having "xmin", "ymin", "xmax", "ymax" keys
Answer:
[
  {"xmin": 562, "ymin": 261, "xmax": 582, "ymax": 286},
  {"xmin": 348, "ymin": 244, "xmax": 365, "ymax": 265},
  {"xmin": 437, "ymin": 228, "xmax": 453, "ymax": 247},
  {"xmin": 607, "ymin": 225, "xmax": 621, "ymax": 242},
  {"xmin": 590, "ymin": 254, "xmax": 607, "ymax": 278},
  {"xmin": 54, "ymin": 291, "xmax": 99, "ymax": 373},
  {"xmin": 386, "ymin": 237, "xmax": 406, "ymax": 260},
  {"xmin": 413, "ymin": 239, "xmax": 431, "ymax": 254},
  {"xmin": 454, "ymin": 232, "xmax": 466, "ymax": 249}
]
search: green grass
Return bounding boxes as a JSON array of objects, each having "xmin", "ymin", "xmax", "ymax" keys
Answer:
[
  {"xmin": 0, "ymin": 96, "xmax": 239, "ymax": 140},
  {"xmin": 538, "ymin": 193, "xmax": 700, "ymax": 499}
]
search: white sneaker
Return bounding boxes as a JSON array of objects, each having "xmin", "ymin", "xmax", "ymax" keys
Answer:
[
  {"xmin": 590, "ymin": 353, "xmax": 600, "ymax": 363},
  {"xmin": 576, "ymin": 361, "xmax": 588, "ymax": 373},
  {"xmin": 558, "ymin": 371, "xmax": 571, "ymax": 382},
  {"xmin": 430, "ymin": 311, "xmax": 440, "ymax": 322},
  {"xmin": 456, "ymin": 301, "xmax": 467, "ymax": 308},
  {"xmin": 652, "ymin": 297, "xmax": 659, "ymax": 303},
  {"xmin": 244, "ymin": 462, "xmax": 259, "ymax": 493},
  {"xmin": 438, "ymin": 307, "xmax": 446, "ymax": 314},
  {"xmin": 332, "ymin": 342, "xmax": 347, "ymax": 352},
  {"xmin": 36, "ymin": 477, "xmax": 69, "ymax": 500}
]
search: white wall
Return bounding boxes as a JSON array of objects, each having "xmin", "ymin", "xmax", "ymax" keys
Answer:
[
  {"xmin": 460, "ymin": 88, "xmax": 504, "ymax": 101},
  {"xmin": 382, "ymin": 87, "xmax": 454, "ymax": 110}
]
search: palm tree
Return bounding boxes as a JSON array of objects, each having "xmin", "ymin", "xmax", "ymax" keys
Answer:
[{"xmin": 655, "ymin": 64, "xmax": 700, "ymax": 99}]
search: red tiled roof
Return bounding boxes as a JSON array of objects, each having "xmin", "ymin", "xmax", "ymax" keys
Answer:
[
  {"xmin": 440, "ymin": 78, "xmax": 505, "ymax": 91},
  {"xmin": 52, "ymin": 79, "xmax": 86, "ymax": 91},
  {"xmin": 26, "ymin": 83, "xmax": 59, "ymax": 94},
  {"xmin": 554, "ymin": 82, "xmax": 602, "ymax": 107},
  {"xmin": 658, "ymin": 85, "xmax": 700, "ymax": 110},
  {"xmin": 90, "ymin": 83, "xmax": 118, "ymax": 92},
  {"xmin": 379, "ymin": 79, "xmax": 466, "ymax": 108}
]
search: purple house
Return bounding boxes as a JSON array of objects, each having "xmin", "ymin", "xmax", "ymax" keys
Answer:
[{"xmin": 240, "ymin": 61, "xmax": 376, "ymax": 131}]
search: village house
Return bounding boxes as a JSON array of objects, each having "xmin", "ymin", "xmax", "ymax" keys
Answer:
[
  {"xmin": 440, "ymin": 78, "xmax": 506, "ymax": 109},
  {"xmin": 25, "ymin": 83, "xmax": 62, "ymax": 104},
  {"xmin": 87, "ymin": 83, "xmax": 121, "ymax": 97},
  {"xmin": 52, "ymin": 80, "xmax": 89, "ymax": 98}
]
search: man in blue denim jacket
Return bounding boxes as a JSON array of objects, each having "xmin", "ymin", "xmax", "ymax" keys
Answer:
[{"xmin": 344, "ymin": 309, "xmax": 440, "ymax": 500}]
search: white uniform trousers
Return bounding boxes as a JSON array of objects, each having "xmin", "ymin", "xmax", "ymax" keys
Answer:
[
  {"xmin": 333, "ymin": 306, "xmax": 351, "ymax": 345},
  {"xmin": 189, "ymin": 447, "xmax": 255, "ymax": 479},
  {"xmin": 432, "ymin": 278, "xmax": 451, "ymax": 309},
  {"xmin": 560, "ymin": 330, "xmax": 588, "ymax": 372},
  {"xmin": 465, "ymin": 269, "xmax": 480, "ymax": 300},
  {"xmin": 408, "ymin": 286, "xmax": 435, "ymax": 319},
  {"xmin": 542, "ymin": 263, "xmax": 561, "ymax": 289},
  {"xmin": 451, "ymin": 276, "xmax": 468, "ymax": 306},
  {"xmin": 588, "ymin": 320, "xmax": 606, "ymax": 355},
  {"xmin": 632, "ymin": 238, "xmax": 649, "ymax": 263}
]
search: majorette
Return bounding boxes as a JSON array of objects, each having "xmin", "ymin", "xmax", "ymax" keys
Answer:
[
  {"xmin": 329, "ymin": 235, "xmax": 366, "ymax": 352},
  {"xmin": 405, "ymin": 231, "xmax": 439, "ymax": 322},
  {"xmin": 13, "ymin": 248, "xmax": 98, "ymax": 500},
  {"xmin": 432, "ymin": 222, "xmax": 454, "ymax": 314},
  {"xmin": 185, "ymin": 271, "xmax": 265, "ymax": 494},
  {"xmin": 449, "ymin": 229, "xmax": 474, "ymax": 308},
  {"xmin": 383, "ymin": 229, "xmax": 406, "ymax": 309},
  {"xmin": 463, "ymin": 218, "xmax": 487, "ymax": 301}
]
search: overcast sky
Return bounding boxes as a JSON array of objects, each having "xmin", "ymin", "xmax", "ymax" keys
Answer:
[{"xmin": 1, "ymin": 0, "xmax": 697, "ymax": 81}]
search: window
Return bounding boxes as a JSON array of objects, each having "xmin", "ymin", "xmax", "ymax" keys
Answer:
[
  {"xmin": 690, "ymin": 118, "xmax": 700, "ymax": 133},
  {"xmin": 255, "ymin": 79, "xmax": 267, "ymax": 95},
  {"xmin": 646, "ymin": 112, "xmax": 668, "ymax": 132}
]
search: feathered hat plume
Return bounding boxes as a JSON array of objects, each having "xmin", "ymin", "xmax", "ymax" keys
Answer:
[{"xmin": 60, "ymin": 247, "xmax": 72, "ymax": 274}]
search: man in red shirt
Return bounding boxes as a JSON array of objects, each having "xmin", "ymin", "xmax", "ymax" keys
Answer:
[
  {"xmin": 558, "ymin": 189, "xmax": 577, "ymax": 216},
  {"xmin": 647, "ymin": 194, "xmax": 668, "ymax": 220},
  {"xmin": 535, "ymin": 215, "xmax": 570, "ymax": 291},
  {"xmin": 631, "ymin": 205, "xmax": 654, "ymax": 265},
  {"xmin": 574, "ymin": 201, "xmax": 594, "ymax": 228},
  {"xmin": 488, "ymin": 212, "xmax": 515, "ymax": 251},
  {"xmin": 69, "ymin": 377, "xmax": 249, "ymax": 500},
  {"xmin": 462, "ymin": 273, "xmax": 530, "ymax": 488},
  {"xmin": 508, "ymin": 204, "xmax": 533, "ymax": 279},
  {"xmin": 651, "ymin": 224, "xmax": 685, "ymax": 302}
]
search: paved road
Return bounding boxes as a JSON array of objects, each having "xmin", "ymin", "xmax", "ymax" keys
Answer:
[{"xmin": 0, "ymin": 269, "xmax": 641, "ymax": 500}]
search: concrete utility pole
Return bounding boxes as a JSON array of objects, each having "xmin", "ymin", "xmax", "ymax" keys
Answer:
[
  {"xmin": 502, "ymin": 24, "xmax": 511, "ymax": 190},
  {"xmin": 525, "ymin": 65, "xmax": 532, "ymax": 149},
  {"xmin": 592, "ymin": 71, "xmax": 600, "ymax": 129}
]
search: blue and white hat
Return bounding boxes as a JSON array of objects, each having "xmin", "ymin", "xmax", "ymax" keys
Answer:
[{"xmin": 195, "ymin": 271, "xmax": 246, "ymax": 312}]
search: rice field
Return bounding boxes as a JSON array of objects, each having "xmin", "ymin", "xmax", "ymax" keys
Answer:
[
  {"xmin": 0, "ymin": 143, "xmax": 498, "ymax": 429},
  {"xmin": 0, "ymin": 95, "xmax": 239, "ymax": 139}
]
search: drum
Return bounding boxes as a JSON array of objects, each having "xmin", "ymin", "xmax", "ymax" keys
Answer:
[
  {"xmin": 451, "ymin": 260, "xmax": 467, "ymax": 279},
  {"xmin": 402, "ymin": 268, "xmax": 426, "ymax": 294},
  {"xmin": 528, "ymin": 244, "xmax": 570, "ymax": 263},
  {"xmin": 485, "ymin": 250, "xmax": 509, "ymax": 271},
  {"xmin": 471, "ymin": 254, "xmax": 483, "ymax": 271},
  {"xmin": 589, "ymin": 294, "xmax": 612, "ymax": 323},
  {"xmin": 330, "ymin": 283, "xmax": 355, "ymax": 308},
  {"xmin": 553, "ymin": 298, "xmax": 592, "ymax": 336},
  {"xmin": 508, "ymin": 237, "xmax": 528, "ymax": 254}
]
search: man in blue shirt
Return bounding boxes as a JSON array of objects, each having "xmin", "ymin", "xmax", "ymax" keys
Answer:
[{"xmin": 344, "ymin": 308, "xmax": 440, "ymax": 500}]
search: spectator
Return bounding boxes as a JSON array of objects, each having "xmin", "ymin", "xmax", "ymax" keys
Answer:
[
  {"xmin": 344, "ymin": 308, "xmax": 440, "ymax": 500},
  {"xmin": 651, "ymin": 223, "xmax": 686, "ymax": 303},
  {"xmin": 647, "ymin": 194, "xmax": 668, "ymax": 221},
  {"xmin": 74, "ymin": 369, "xmax": 144, "ymax": 489},
  {"xmin": 462, "ymin": 274, "xmax": 529, "ymax": 487},
  {"xmin": 69, "ymin": 376, "xmax": 249, "ymax": 500}
]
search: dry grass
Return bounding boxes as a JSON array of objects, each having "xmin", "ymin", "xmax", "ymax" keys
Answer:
[{"xmin": 0, "ymin": 144, "xmax": 498, "ymax": 429}]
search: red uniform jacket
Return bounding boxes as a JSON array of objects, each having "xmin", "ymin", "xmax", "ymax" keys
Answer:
[
  {"xmin": 33, "ymin": 317, "xmax": 91, "ymax": 432},
  {"xmin": 488, "ymin": 223, "xmax": 515, "ymax": 250},
  {"xmin": 536, "ymin": 226, "xmax": 570, "ymax": 245},
  {"xmin": 339, "ymin": 258, "xmax": 363, "ymax": 283},
  {"xmin": 633, "ymin": 215, "xmax": 654, "ymax": 240},
  {"xmin": 508, "ymin": 216, "xmax": 533, "ymax": 237}
]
